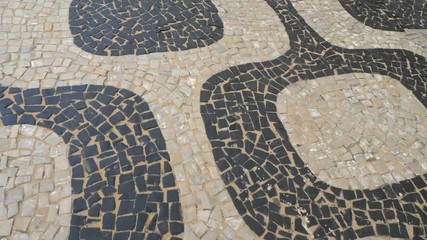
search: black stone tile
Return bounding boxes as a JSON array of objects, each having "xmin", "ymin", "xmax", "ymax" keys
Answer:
[
  {"xmin": 99, "ymin": 231, "xmax": 113, "ymax": 239},
  {"xmin": 88, "ymin": 204, "xmax": 101, "ymax": 217},
  {"xmin": 116, "ymin": 215, "xmax": 136, "ymax": 231},
  {"xmin": 1, "ymin": 114, "xmax": 17, "ymax": 125},
  {"xmin": 169, "ymin": 222, "xmax": 184, "ymax": 235},
  {"xmin": 167, "ymin": 190, "xmax": 179, "ymax": 202},
  {"xmin": 113, "ymin": 232, "xmax": 129, "ymax": 240},
  {"xmin": 130, "ymin": 232, "xmax": 145, "ymax": 240},
  {"xmin": 73, "ymin": 197, "xmax": 87, "ymax": 213},
  {"xmin": 118, "ymin": 200, "xmax": 134, "ymax": 215},
  {"xmin": 80, "ymin": 228, "xmax": 99, "ymax": 239},
  {"xmin": 147, "ymin": 233, "xmax": 162, "ymax": 240},
  {"xmin": 83, "ymin": 158, "xmax": 98, "ymax": 174}
]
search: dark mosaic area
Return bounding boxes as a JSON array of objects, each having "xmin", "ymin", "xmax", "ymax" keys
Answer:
[
  {"xmin": 0, "ymin": 85, "xmax": 183, "ymax": 239},
  {"xmin": 69, "ymin": 0, "xmax": 224, "ymax": 56},
  {"xmin": 200, "ymin": 0, "xmax": 427, "ymax": 238},
  {"xmin": 338, "ymin": 0, "xmax": 427, "ymax": 31}
]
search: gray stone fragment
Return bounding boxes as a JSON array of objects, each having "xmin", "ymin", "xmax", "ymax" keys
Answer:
[
  {"xmin": 0, "ymin": 206, "xmax": 7, "ymax": 220},
  {"xmin": 22, "ymin": 196, "xmax": 38, "ymax": 216},
  {"xmin": 7, "ymin": 202, "xmax": 18, "ymax": 218},
  {"xmin": 0, "ymin": 219, "xmax": 13, "ymax": 237},
  {"xmin": 43, "ymin": 225, "xmax": 59, "ymax": 240},
  {"xmin": 0, "ymin": 156, "xmax": 7, "ymax": 170},
  {"xmin": 13, "ymin": 217, "xmax": 31, "ymax": 231},
  {"xmin": 0, "ymin": 174, "xmax": 7, "ymax": 187},
  {"xmin": 11, "ymin": 231, "xmax": 30, "ymax": 240},
  {"xmin": 39, "ymin": 180, "xmax": 54, "ymax": 193},
  {"xmin": 17, "ymin": 166, "xmax": 35, "ymax": 176},
  {"xmin": 53, "ymin": 227, "xmax": 69, "ymax": 240},
  {"xmin": 0, "ymin": 188, "xmax": 4, "ymax": 203},
  {"xmin": 0, "ymin": 139, "xmax": 10, "ymax": 152},
  {"xmin": 5, "ymin": 187, "xmax": 23, "ymax": 204},
  {"xmin": 15, "ymin": 176, "xmax": 31, "ymax": 185},
  {"xmin": 29, "ymin": 215, "xmax": 48, "ymax": 232}
]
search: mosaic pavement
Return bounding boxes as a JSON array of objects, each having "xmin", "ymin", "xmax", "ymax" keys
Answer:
[
  {"xmin": 338, "ymin": 0, "xmax": 427, "ymax": 31},
  {"xmin": 0, "ymin": 125, "xmax": 71, "ymax": 240},
  {"xmin": 0, "ymin": 0, "xmax": 426, "ymax": 239},
  {"xmin": 69, "ymin": 0, "xmax": 224, "ymax": 55}
]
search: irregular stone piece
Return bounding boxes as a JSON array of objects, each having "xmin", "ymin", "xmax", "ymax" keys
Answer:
[
  {"xmin": 0, "ymin": 219, "xmax": 13, "ymax": 236},
  {"xmin": 5, "ymin": 188, "xmax": 23, "ymax": 204}
]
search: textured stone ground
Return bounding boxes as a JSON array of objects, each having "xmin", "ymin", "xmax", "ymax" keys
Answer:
[
  {"xmin": 0, "ymin": 0, "xmax": 426, "ymax": 239},
  {"xmin": 278, "ymin": 73, "xmax": 427, "ymax": 190},
  {"xmin": 0, "ymin": 125, "xmax": 71, "ymax": 240}
]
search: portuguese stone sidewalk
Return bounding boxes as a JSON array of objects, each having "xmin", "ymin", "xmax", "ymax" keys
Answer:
[{"xmin": 0, "ymin": 0, "xmax": 426, "ymax": 239}]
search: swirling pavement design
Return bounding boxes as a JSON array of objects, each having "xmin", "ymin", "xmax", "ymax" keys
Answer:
[
  {"xmin": 200, "ymin": 0, "xmax": 427, "ymax": 238},
  {"xmin": 0, "ymin": 1, "xmax": 287, "ymax": 239},
  {"xmin": 0, "ymin": 85, "xmax": 184, "ymax": 240},
  {"xmin": 1, "ymin": 0, "xmax": 427, "ymax": 239}
]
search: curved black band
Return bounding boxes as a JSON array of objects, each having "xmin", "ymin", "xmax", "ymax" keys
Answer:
[
  {"xmin": 0, "ymin": 85, "xmax": 184, "ymax": 240},
  {"xmin": 69, "ymin": 0, "xmax": 224, "ymax": 56},
  {"xmin": 200, "ymin": 0, "xmax": 427, "ymax": 238},
  {"xmin": 338, "ymin": 0, "xmax": 427, "ymax": 31}
]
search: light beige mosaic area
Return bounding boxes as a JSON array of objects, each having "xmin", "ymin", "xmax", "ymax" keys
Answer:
[
  {"xmin": 278, "ymin": 73, "xmax": 427, "ymax": 190},
  {"xmin": 0, "ymin": 125, "xmax": 71, "ymax": 240}
]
